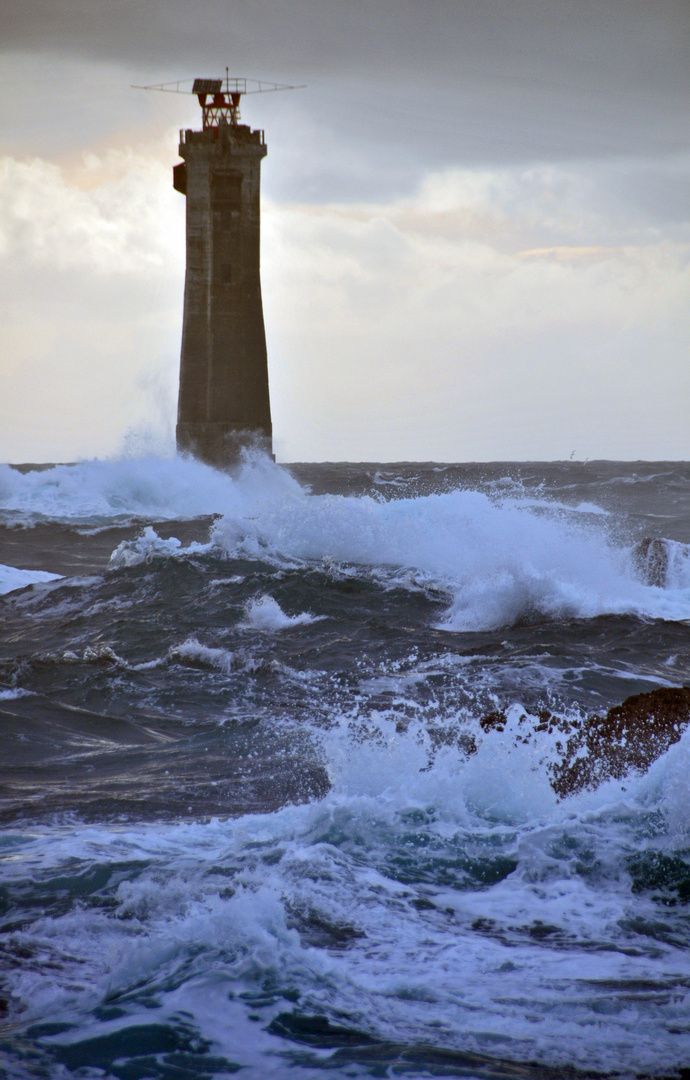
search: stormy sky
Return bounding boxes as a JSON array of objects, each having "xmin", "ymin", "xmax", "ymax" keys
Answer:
[{"xmin": 1, "ymin": 0, "xmax": 688, "ymax": 462}]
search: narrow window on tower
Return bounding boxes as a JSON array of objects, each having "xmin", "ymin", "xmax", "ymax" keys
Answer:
[
  {"xmin": 212, "ymin": 172, "xmax": 242, "ymax": 209},
  {"xmin": 221, "ymin": 264, "xmax": 233, "ymax": 286}
]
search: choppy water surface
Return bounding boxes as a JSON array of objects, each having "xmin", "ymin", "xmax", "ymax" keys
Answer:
[{"xmin": 1, "ymin": 456, "xmax": 690, "ymax": 1079}]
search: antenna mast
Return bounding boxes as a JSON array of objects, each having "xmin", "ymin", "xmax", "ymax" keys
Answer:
[{"xmin": 135, "ymin": 74, "xmax": 305, "ymax": 131}]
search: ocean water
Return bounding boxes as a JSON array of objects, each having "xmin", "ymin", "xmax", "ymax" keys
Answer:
[{"xmin": 1, "ymin": 455, "xmax": 690, "ymax": 1080}]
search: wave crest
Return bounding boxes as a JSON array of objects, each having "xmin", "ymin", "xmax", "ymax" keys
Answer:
[{"xmin": 3, "ymin": 455, "xmax": 690, "ymax": 630}]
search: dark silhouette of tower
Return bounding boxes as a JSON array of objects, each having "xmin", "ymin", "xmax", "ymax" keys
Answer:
[{"xmin": 173, "ymin": 78, "xmax": 272, "ymax": 465}]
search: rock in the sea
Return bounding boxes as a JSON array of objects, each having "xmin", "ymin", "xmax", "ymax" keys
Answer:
[
  {"xmin": 633, "ymin": 537, "xmax": 670, "ymax": 587},
  {"xmin": 476, "ymin": 686, "xmax": 690, "ymax": 798},
  {"xmin": 550, "ymin": 685, "xmax": 690, "ymax": 797}
]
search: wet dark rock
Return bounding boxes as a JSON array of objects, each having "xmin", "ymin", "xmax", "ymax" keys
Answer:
[
  {"xmin": 634, "ymin": 537, "xmax": 670, "ymax": 587},
  {"xmin": 479, "ymin": 709, "xmax": 507, "ymax": 733},
  {"xmin": 268, "ymin": 1011, "xmax": 377, "ymax": 1048},
  {"xmin": 477, "ymin": 687, "xmax": 690, "ymax": 798},
  {"xmin": 550, "ymin": 686, "xmax": 690, "ymax": 797},
  {"xmin": 286, "ymin": 905, "xmax": 366, "ymax": 949}
]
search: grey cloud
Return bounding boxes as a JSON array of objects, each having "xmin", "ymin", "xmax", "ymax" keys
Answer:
[
  {"xmin": 2, "ymin": 0, "xmax": 688, "ymax": 94},
  {"xmin": 2, "ymin": 0, "xmax": 689, "ymax": 173}
]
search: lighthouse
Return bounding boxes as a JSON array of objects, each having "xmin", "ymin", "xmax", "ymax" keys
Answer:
[{"xmin": 173, "ymin": 78, "xmax": 272, "ymax": 465}]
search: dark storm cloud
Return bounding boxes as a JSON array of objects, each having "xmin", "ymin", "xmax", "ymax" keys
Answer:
[
  {"xmin": 2, "ymin": 0, "xmax": 689, "ymax": 175},
  {"xmin": 2, "ymin": 0, "xmax": 688, "ymax": 93}
]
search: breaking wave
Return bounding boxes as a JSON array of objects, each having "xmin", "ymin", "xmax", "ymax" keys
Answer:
[
  {"xmin": 0, "ymin": 562, "xmax": 63, "ymax": 595},
  {"xmin": 4, "ymin": 721, "xmax": 690, "ymax": 1078},
  {"xmin": 3, "ymin": 453, "xmax": 690, "ymax": 629},
  {"xmin": 239, "ymin": 594, "xmax": 324, "ymax": 631}
]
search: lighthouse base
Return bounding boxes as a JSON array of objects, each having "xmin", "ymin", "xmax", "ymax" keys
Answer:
[{"xmin": 176, "ymin": 422, "xmax": 273, "ymax": 468}]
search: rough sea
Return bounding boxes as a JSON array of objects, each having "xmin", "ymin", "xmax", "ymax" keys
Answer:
[{"xmin": 1, "ymin": 455, "xmax": 690, "ymax": 1080}]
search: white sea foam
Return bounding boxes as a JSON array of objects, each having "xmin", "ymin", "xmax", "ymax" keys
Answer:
[
  {"xmin": 6, "ymin": 725, "xmax": 690, "ymax": 1077},
  {"xmin": 168, "ymin": 637, "xmax": 236, "ymax": 674},
  {"xmin": 109, "ymin": 525, "xmax": 189, "ymax": 567},
  {"xmin": 663, "ymin": 538, "xmax": 690, "ymax": 589},
  {"xmin": 239, "ymin": 594, "xmax": 323, "ymax": 632},
  {"xmin": 3, "ymin": 454, "xmax": 690, "ymax": 629},
  {"xmin": 0, "ymin": 453, "xmax": 292, "ymax": 525},
  {"xmin": 166, "ymin": 636, "xmax": 305, "ymax": 679},
  {"xmin": 202, "ymin": 462, "xmax": 690, "ymax": 630},
  {"xmin": 0, "ymin": 562, "xmax": 63, "ymax": 595}
]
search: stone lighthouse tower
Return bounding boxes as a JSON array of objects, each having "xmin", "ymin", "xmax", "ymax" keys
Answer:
[{"xmin": 173, "ymin": 78, "xmax": 272, "ymax": 465}]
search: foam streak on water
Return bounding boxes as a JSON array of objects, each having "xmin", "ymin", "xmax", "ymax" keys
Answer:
[{"xmin": 1, "ymin": 454, "xmax": 690, "ymax": 1079}]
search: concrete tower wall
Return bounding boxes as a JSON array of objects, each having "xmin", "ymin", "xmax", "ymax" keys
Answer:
[{"xmin": 175, "ymin": 122, "xmax": 272, "ymax": 465}]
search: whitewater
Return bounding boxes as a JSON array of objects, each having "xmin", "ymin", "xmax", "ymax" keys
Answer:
[{"xmin": 1, "ymin": 454, "xmax": 690, "ymax": 1079}]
